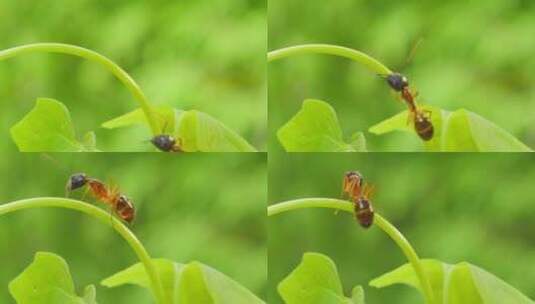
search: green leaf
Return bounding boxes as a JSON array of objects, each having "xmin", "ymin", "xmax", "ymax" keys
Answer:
[
  {"xmin": 176, "ymin": 110, "xmax": 256, "ymax": 152},
  {"xmin": 102, "ymin": 107, "xmax": 256, "ymax": 152},
  {"xmin": 82, "ymin": 286, "xmax": 98, "ymax": 304},
  {"xmin": 348, "ymin": 132, "xmax": 367, "ymax": 152},
  {"xmin": 101, "ymin": 259, "xmax": 264, "ymax": 304},
  {"xmin": 370, "ymin": 106, "xmax": 532, "ymax": 152},
  {"xmin": 101, "ymin": 105, "xmax": 178, "ymax": 133},
  {"xmin": 370, "ymin": 259, "xmax": 534, "ymax": 304},
  {"xmin": 9, "ymin": 252, "xmax": 97, "ymax": 304},
  {"xmin": 81, "ymin": 132, "xmax": 98, "ymax": 152},
  {"xmin": 442, "ymin": 109, "xmax": 531, "ymax": 152},
  {"xmin": 278, "ymin": 252, "xmax": 357, "ymax": 304},
  {"xmin": 350, "ymin": 286, "xmax": 365, "ymax": 304},
  {"xmin": 10, "ymin": 98, "xmax": 98, "ymax": 152},
  {"xmin": 277, "ymin": 99, "xmax": 362, "ymax": 152}
]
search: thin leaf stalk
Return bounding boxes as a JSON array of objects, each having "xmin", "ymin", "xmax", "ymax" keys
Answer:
[
  {"xmin": 268, "ymin": 198, "xmax": 436, "ymax": 304},
  {"xmin": 0, "ymin": 197, "xmax": 168, "ymax": 304},
  {"xmin": 0, "ymin": 43, "xmax": 160, "ymax": 134}
]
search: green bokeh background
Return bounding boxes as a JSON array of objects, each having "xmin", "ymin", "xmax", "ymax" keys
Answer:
[
  {"xmin": 0, "ymin": 0, "xmax": 266, "ymax": 152},
  {"xmin": 269, "ymin": 153, "xmax": 535, "ymax": 303},
  {"xmin": 269, "ymin": 0, "xmax": 535, "ymax": 152},
  {"xmin": 0, "ymin": 153, "xmax": 266, "ymax": 303}
]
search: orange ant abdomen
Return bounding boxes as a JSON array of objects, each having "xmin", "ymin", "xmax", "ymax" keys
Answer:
[
  {"xmin": 355, "ymin": 198, "xmax": 374, "ymax": 228},
  {"xmin": 115, "ymin": 195, "xmax": 136, "ymax": 224},
  {"xmin": 414, "ymin": 117, "xmax": 434, "ymax": 141}
]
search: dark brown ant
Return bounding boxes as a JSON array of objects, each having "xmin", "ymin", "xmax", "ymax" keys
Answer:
[
  {"xmin": 341, "ymin": 171, "xmax": 375, "ymax": 228},
  {"xmin": 354, "ymin": 183, "xmax": 375, "ymax": 228},
  {"xmin": 151, "ymin": 134, "xmax": 182, "ymax": 152},
  {"xmin": 384, "ymin": 73, "xmax": 434, "ymax": 141},
  {"xmin": 66, "ymin": 173, "xmax": 135, "ymax": 224},
  {"xmin": 342, "ymin": 171, "xmax": 364, "ymax": 200}
]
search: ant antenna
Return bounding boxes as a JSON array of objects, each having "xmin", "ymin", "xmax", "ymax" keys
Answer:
[
  {"xmin": 401, "ymin": 37, "xmax": 424, "ymax": 70},
  {"xmin": 41, "ymin": 153, "xmax": 68, "ymax": 172},
  {"xmin": 406, "ymin": 37, "xmax": 424, "ymax": 64}
]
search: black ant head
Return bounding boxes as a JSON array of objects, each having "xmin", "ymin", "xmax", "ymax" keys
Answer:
[
  {"xmin": 67, "ymin": 173, "xmax": 88, "ymax": 191},
  {"xmin": 151, "ymin": 134, "xmax": 176, "ymax": 152},
  {"xmin": 345, "ymin": 171, "xmax": 363, "ymax": 187},
  {"xmin": 386, "ymin": 73, "xmax": 409, "ymax": 92}
]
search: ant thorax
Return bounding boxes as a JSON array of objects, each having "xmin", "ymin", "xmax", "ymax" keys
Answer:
[
  {"xmin": 343, "ymin": 171, "xmax": 363, "ymax": 199},
  {"xmin": 87, "ymin": 179, "xmax": 110, "ymax": 200}
]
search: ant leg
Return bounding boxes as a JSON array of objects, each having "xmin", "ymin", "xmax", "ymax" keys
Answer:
[
  {"xmin": 392, "ymin": 91, "xmax": 404, "ymax": 103},
  {"xmin": 65, "ymin": 182, "xmax": 71, "ymax": 198},
  {"xmin": 377, "ymin": 73, "xmax": 389, "ymax": 79},
  {"xmin": 340, "ymin": 177, "xmax": 349, "ymax": 200},
  {"xmin": 80, "ymin": 186, "xmax": 90, "ymax": 202}
]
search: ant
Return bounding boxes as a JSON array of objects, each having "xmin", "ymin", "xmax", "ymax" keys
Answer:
[
  {"xmin": 384, "ymin": 73, "xmax": 434, "ymax": 141},
  {"xmin": 341, "ymin": 171, "xmax": 375, "ymax": 228},
  {"xmin": 151, "ymin": 134, "xmax": 182, "ymax": 152},
  {"xmin": 66, "ymin": 173, "xmax": 135, "ymax": 224}
]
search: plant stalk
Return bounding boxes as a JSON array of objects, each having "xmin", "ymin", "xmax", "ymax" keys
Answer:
[
  {"xmin": 268, "ymin": 198, "xmax": 436, "ymax": 304},
  {"xmin": 0, "ymin": 197, "xmax": 168, "ymax": 304},
  {"xmin": 268, "ymin": 44, "xmax": 392, "ymax": 76},
  {"xmin": 0, "ymin": 43, "xmax": 160, "ymax": 135}
]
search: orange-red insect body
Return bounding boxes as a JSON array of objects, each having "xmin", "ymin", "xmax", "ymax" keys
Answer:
[
  {"xmin": 342, "ymin": 172, "xmax": 375, "ymax": 229},
  {"xmin": 342, "ymin": 171, "xmax": 364, "ymax": 200},
  {"xmin": 66, "ymin": 173, "xmax": 136, "ymax": 224},
  {"xmin": 385, "ymin": 73, "xmax": 434, "ymax": 141}
]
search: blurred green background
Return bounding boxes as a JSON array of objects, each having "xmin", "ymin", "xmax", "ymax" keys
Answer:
[
  {"xmin": 0, "ymin": 0, "xmax": 266, "ymax": 152},
  {"xmin": 269, "ymin": 153, "xmax": 535, "ymax": 303},
  {"xmin": 269, "ymin": 0, "xmax": 535, "ymax": 152},
  {"xmin": 0, "ymin": 153, "xmax": 266, "ymax": 302}
]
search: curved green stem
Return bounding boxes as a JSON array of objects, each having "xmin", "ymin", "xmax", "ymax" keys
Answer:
[
  {"xmin": 0, "ymin": 197, "xmax": 168, "ymax": 304},
  {"xmin": 0, "ymin": 43, "xmax": 160, "ymax": 135},
  {"xmin": 268, "ymin": 198, "xmax": 436, "ymax": 304},
  {"xmin": 268, "ymin": 44, "xmax": 392, "ymax": 75}
]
